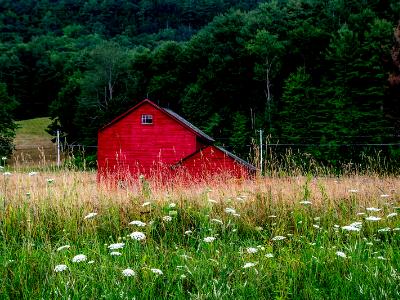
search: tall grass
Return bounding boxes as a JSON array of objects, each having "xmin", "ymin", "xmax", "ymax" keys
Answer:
[{"xmin": 0, "ymin": 171, "xmax": 399, "ymax": 299}]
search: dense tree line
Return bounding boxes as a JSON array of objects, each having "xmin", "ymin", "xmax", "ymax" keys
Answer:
[{"xmin": 0, "ymin": 0, "xmax": 399, "ymax": 166}]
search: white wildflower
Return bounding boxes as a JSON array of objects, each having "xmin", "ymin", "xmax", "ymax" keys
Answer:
[
  {"xmin": 393, "ymin": 227, "xmax": 400, "ymax": 231},
  {"xmin": 380, "ymin": 194, "xmax": 390, "ymax": 198},
  {"xmin": 56, "ymin": 245, "xmax": 70, "ymax": 252},
  {"xmin": 365, "ymin": 216, "xmax": 381, "ymax": 221},
  {"xmin": 130, "ymin": 231, "xmax": 146, "ymax": 241},
  {"xmin": 151, "ymin": 268, "xmax": 163, "ymax": 275},
  {"xmin": 1, "ymin": 156, "xmax": 6, "ymax": 160},
  {"xmin": 233, "ymin": 213, "xmax": 241, "ymax": 217},
  {"xmin": 203, "ymin": 236, "xmax": 216, "ymax": 243},
  {"xmin": 163, "ymin": 215, "xmax": 172, "ymax": 222},
  {"xmin": 122, "ymin": 268, "xmax": 136, "ymax": 277},
  {"xmin": 108, "ymin": 243, "xmax": 125, "ymax": 250},
  {"xmin": 28, "ymin": 171, "xmax": 38, "ymax": 176},
  {"xmin": 334, "ymin": 225, "xmax": 340, "ymax": 228},
  {"xmin": 54, "ymin": 264, "xmax": 68, "ymax": 272},
  {"xmin": 169, "ymin": 203, "xmax": 176, "ymax": 208},
  {"xmin": 387, "ymin": 212, "xmax": 397, "ymax": 218},
  {"xmin": 243, "ymin": 262, "xmax": 257, "ymax": 268},
  {"xmin": 88, "ymin": 260, "xmax": 95, "ymax": 264},
  {"xmin": 265, "ymin": 253, "xmax": 274, "ymax": 258},
  {"xmin": 342, "ymin": 222, "xmax": 362, "ymax": 232},
  {"xmin": 366, "ymin": 207, "xmax": 381, "ymax": 212},
  {"xmin": 313, "ymin": 224, "xmax": 320, "ymax": 229},
  {"xmin": 142, "ymin": 202, "xmax": 151, "ymax": 207},
  {"xmin": 110, "ymin": 251, "xmax": 122, "ymax": 256},
  {"xmin": 377, "ymin": 227, "xmax": 391, "ymax": 233},
  {"xmin": 84, "ymin": 212, "xmax": 97, "ymax": 220},
  {"xmin": 72, "ymin": 254, "xmax": 87, "ymax": 263},
  {"xmin": 336, "ymin": 251, "xmax": 347, "ymax": 258},
  {"xmin": 129, "ymin": 220, "xmax": 146, "ymax": 227},
  {"xmin": 225, "ymin": 207, "xmax": 236, "ymax": 214},
  {"xmin": 3, "ymin": 172, "xmax": 11, "ymax": 176},
  {"xmin": 376, "ymin": 256, "xmax": 386, "ymax": 260},
  {"xmin": 271, "ymin": 236, "xmax": 286, "ymax": 241},
  {"xmin": 349, "ymin": 189, "xmax": 358, "ymax": 193},
  {"xmin": 184, "ymin": 230, "xmax": 193, "ymax": 235},
  {"xmin": 47, "ymin": 178, "xmax": 54, "ymax": 183},
  {"xmin": 246, "ymin": 247, "xmax": 258, "ymax": 254},
  {"xmin": 299, "ymin": 200, "xmax": 312, "ymax": 205}
]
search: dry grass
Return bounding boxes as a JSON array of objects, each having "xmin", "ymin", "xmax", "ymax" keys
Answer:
[{"xmin": 3, "ymin": 171, "xmax": 399, "ymax": 215}]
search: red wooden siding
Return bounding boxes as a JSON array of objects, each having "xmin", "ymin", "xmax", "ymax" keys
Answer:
[
  {"xmin": 98, "ymin": 101, "xmax": 197, "ymax": 176},
  {"xmin": 178, "ymin": 146, "xmax": 253, "ymax": 178}
]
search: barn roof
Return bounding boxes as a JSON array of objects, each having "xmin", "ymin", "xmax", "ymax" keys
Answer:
[
  {"xmin": 162, "ymin": 108, "xmax": 214, "ymax": 142},
  {"xmin": 177, "ymin": 145, "xmax": 257, "ymax": 171},
  {"xmin": 99, "ymin": 99, "xmax": 214, "ymax": 143}
]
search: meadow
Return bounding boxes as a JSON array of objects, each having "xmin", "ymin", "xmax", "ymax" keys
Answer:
[{"xmin": 0, "ymin": 168, "xmax": 399, "ymax": 299}]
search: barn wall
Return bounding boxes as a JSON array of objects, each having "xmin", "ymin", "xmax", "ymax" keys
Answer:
[
  {"xmin": 179, "ymin": 146, "xmax": 252, "ymax": 178},
  {"xmin": 98, "ymin": 102, "xmax": 197, "ymax": 176}
]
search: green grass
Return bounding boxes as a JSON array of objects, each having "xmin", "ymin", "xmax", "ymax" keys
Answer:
[
  {"xmin": 15, "ymin": 117, "xmax": 53, "ymax": 137},
  {"xmin": 11, "ymin": 117, "xmax": 56, "ymax": 166},
  {"xmin": 0, "ymin": 173, "xmax": 399, "ymax": 299}
]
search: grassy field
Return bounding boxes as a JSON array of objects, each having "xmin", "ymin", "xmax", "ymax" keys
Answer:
[
  {"xmin": 11, "ymin": 118, "xmax": 57, "ymax": 166},
  {"xmin": 0, "ymin": 171, "xmax": 399, "ymax": 299}
]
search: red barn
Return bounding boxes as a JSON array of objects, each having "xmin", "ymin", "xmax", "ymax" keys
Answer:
[{"xmin": 97, "ymin": 99, "xmax": 256, "ymax": 179}]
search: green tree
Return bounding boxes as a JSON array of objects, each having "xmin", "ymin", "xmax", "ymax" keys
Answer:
[{"xmin": 0, "ymin": 83, "xmax": 18, "ymax": 157}]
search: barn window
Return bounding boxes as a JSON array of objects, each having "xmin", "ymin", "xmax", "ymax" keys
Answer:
[{"xmin": 141, "ymin": 114, "xmax": 153, "ymax": 124}]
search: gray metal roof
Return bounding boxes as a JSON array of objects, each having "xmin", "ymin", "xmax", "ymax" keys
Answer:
[{"xmin": 163, "ymin": 108, "xmax": 215, "ymax": 143}]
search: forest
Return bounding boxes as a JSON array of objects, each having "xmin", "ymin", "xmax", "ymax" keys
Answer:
[{"xmin": 1, "ymin": 0, "xmax": 400, "ymax": 167}]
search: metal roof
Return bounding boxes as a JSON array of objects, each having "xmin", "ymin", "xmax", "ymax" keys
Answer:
[{"xmin": 162, "ymin": 108, "xmax": 215, "ymax": 143}]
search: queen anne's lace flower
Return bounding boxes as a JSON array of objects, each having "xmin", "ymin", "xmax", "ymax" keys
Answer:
[
  {"xmin": 130, "ymin": 231, "xmax": 146, "ymax": 241},
  {"xmin": 203, "ymin": 236, "xmax": 216, "ymax": 243},
  {"xmin": 108, "ymin": 243, "xmax": 125, "ymax": 250},
  {"xmin": 366, "ymin": 207, "xmax": 381, "ymax": 212},
  {"xmin": 122, "ymin": 268, "xmax": 136, "ymax": 277},
  {"xmin": 110, "ymin": 251, "xmax": 122, "ymax": 256},
  {"xmin": 336, "ymin": 251, "xmax": 347, "ymax": 258},
  {"xmin": 246, "ymin": 247, "xmax": 258, "ymax": 254},
  {"xmin": 84, "ymin": 212, "xmax": 97, "ymax": 220},
  {"xmin": 271, "ymin": 236, "xmax": 286, "ymax": 241},
  {"xmin": 163, "ymin": 216, "xmax": 172, "ymax": 222},
  {"xmin": 366, "ymin": 216, "xmax": 381, "ymax": 221},
  {"xmin": 225, "ymin": 208, "xmax": 236, "ymax": 214},
  {"xmin": 72, "ymin": 254, "xmax": 87, "ymax": 263},
  {"xmin": 54, "ymin": 264, "xmax": 68, "ymax": 272},
  {"xmin": 243, "ymin": 262, "xmax": 257, "ymax": 268},
  {"xmin": 129, "ymin": 220, "xmax": 146, "ymax": 226},
  {"xmin": 151, "ymin": 268, "xmax": 163, "ymax": 275},
  {"xmin": 299, "ymin": 200, "xmax": 312, "ymax": 205}
]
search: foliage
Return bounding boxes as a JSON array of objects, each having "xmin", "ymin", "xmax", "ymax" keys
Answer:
[
  {"xmin": 0, "ymin": 0, "xmax": 399, "ymax": 165},
  {"xmin": 0, "ymin": 83, "xmax": 17, "ymax": 157}
]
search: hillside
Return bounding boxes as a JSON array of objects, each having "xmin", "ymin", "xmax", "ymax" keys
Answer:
[{"xmin": 11, "ymin": 118, "xmax": 57, "ymax": 166}]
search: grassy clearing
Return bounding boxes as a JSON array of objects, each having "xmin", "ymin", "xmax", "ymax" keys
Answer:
[
  {"xmin": 0, "ymin": 172, "xmax": 399, "ymax": 299},
  {"xmin": 11, "ymin": 118, "xmax": 57, "ymax": 166}
]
